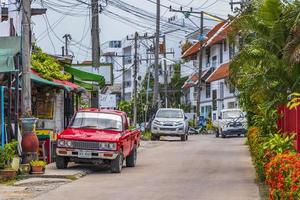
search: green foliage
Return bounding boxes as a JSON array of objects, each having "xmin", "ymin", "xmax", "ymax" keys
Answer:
[
  {"xmin": 118, "ymin": 100, "xmax": 133, "ymax": 120},
  {"xmin": 181, "ymin": 40, "xmax": 193, "ymax": 55},
  {"xmin": 141, "ymin": 130, "xmax": 152, "ymax": 141},
  {"xmin": 31, "ymin": 47, "xmax": 71, "ymax": 81},
  {"xmin": 3, "ymin": 141, "xmax": 18, "ymax": 164},
  {"xmin": 30, "ymin": 160, "xmax": 47, "ymax": 167},
  {"xmin": 287, "ymin": 92, "xmax": 300, "ymax": 110},
  {"xmin": 230, "ymin": 0, "xmax": 300, "ymax": 133},
  {"xmin": 0, "ymin": 141, "xmax": 19, "ymax": 169},
  {"xmin": 247, "ymin": 127, "xmax": 267, "ymax": 181},
  {"xmin": 263, "ymin": 133, "xmax": 296, "ymax": 155}
]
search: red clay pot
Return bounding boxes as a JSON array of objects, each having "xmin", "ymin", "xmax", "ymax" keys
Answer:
[
  {"xmin": 21, "ymin": 132, "xmax": 39, "ymax": 153},
  {"xmin": 31, "ymin": 166, "xmax": 44, "ymax": 174},
  {"xmin": 0, "ymin": 169, "xmax": 17, "ymax": 180}
]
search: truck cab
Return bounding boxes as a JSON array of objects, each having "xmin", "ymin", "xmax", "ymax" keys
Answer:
[
  {"xmin": 214, "ymin": 109, "xmax": 247, "ymax": 138},
  {"xmin": 56, "ymin": 108, "xmax": 141, "ymax": 173},
  {"xmin": 151, "ymin": 108, "xmax": 189, "ymax": 141}
]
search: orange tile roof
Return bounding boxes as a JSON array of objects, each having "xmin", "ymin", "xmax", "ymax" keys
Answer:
[
  {"xmin": 182, "ymin": 69, "xmax": 211, "ymax": 89},
  {"xmin": 182, "ymin": 21, "xmax": 226, "ymax": 59},
  {"xmin": 206, "ymin": 63, "xmax": 230, "ymax": 82},
  {"xmin": 205, "ymin": 22, "xmax": 232, "ymax": 47}
]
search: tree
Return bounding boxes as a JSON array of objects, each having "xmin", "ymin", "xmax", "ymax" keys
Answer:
[{"xmin": 230, "ymin": 0, "xmax": 300, "ymax": 134}]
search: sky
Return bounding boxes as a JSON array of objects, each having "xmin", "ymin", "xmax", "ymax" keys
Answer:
[{"xmin": 30, "ymin": 0, "xmax": 232, "ymax": 63}]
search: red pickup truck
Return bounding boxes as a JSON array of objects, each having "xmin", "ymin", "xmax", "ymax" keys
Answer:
[{"xmin": 56, "ymin": 108, "xmax": 141, "ymax": 173}]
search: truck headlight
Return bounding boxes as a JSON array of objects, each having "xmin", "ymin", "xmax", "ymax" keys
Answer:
[
  {"xmin": 66, "ymin": 140, "xmax": 73, "ymax": 148},
  {"xmin": 153, "ymin": 120, "xmax": 162, "ymax": 126},
  {"xmin": 174, "ymin": 122, "xmax": 184, "ymax": 126},
  {"xmin": 99, "ymin": 142, "xmax": 117, "ymax": 150},
  {"xmin": 58, "ymin": 139, "xmax": 65, "ymax": 147}
]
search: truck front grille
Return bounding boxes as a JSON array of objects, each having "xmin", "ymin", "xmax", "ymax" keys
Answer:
[{"xmin": 72, "ymin": 141, "xmax": 99, "ymax": 150}]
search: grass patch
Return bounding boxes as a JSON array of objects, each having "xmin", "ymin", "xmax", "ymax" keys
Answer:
[
  {"xmin": 0, "ymin": 176, "xmax": 23, "ymax": 186},
  {"xmin": 65, "ymin": 175, "xmax": 78, "ymax": 181},
  {"xmin": 141, "ymin": 130, "xmax": 152, "ymax": 141}
]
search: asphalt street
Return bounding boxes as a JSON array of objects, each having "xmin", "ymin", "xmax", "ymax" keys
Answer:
[{"xmin": 34, "ymin": 135, "xmax": 260, "ymax": 200}]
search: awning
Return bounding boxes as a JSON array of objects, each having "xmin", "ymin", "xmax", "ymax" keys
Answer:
[
  {"xmin": 64, "ymin": 66, "xmax": 104, "ymax": 82},
  {"xmin": 30, "ymin": 72, "xmax": 73, "ymax": 92},
  {"xmin": 0, "ymin": 37, "xmax": 21, "ymax": 73},
  {"xmin": 74, "ymin": 79, "xmax": 94, "ymax": 91}
]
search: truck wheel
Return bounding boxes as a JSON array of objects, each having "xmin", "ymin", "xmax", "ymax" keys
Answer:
[
  {"xmin": 56, "ymin": 156, "xmax": 69, "ymax": 169},
  {"xmin": 181, "ymin": 135, "xmax": 187, "ymax": 141},
  {"xmin": 151, "ymin": 135, "xmax": 156, "ymax": 141},
  {"xmin": 186, "ymin": 134, "xmax": 188, "ymax": 141},
  {"xmin": 126, "ymin": 145, "xmax": 137, "ymax": 167},
  {"xmin": 216, "ymin": 130, "xmax": 220, "ymax": 138},
  {"xmin": 111, "ymin": 152, "xmax": 123, "ymax": 173},
  {"xmin": 151, "ymin": 135, "xmax": 159, "ymax": 141}
]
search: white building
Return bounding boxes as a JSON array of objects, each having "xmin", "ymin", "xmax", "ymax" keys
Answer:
[{"xmin": 181, "ymin": 20, "xmax": 240, "ymax": 120}]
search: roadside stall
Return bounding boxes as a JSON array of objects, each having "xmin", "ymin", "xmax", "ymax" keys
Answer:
[
  {"xmin": 0, "ymin": 36, "xmax": 21, "ymax": 148},
  {"xmin": 30, "ymin": 69, "xmax": 84, "ymax": 163}
]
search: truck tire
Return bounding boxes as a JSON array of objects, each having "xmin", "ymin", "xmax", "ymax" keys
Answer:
[
  {"xmin": 111, "ymin": 152, "xmax": 123, "ymax": 173},
  {"xmin": 216, "ymin": 130, "xmax": 220, "ymax": 138},
  {"xmin": 126, "ymin": 145, "xmax": 137, "ymax": 167},
  {"xmin": 181, "ymin": 134, "xmax": 187, "ymax": 141},
  {"xmin": 151, "ymin": 135, "xmax": 160, "ymax": 141},
  {"xmin": 56, "ymin": 156, "xmax": 69, "ymax": 169}
]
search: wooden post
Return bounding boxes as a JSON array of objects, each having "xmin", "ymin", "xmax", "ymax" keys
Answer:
[{"xmin": 21, "ymin": 0, "xmax": 32, "ymax": 116}]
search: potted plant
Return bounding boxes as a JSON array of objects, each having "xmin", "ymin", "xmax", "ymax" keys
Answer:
[
  {"xmin": 0, "ymin": 141, "xmax": 19, "ymax": 180},
  {"xmin": 30, "ymin": 160, "xmax": 47, "ymax": 174}
]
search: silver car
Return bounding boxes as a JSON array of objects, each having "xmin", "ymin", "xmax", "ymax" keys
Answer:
[{"xmin": 151, "ymin": 108, "xmax": 188, "ymax": 141}]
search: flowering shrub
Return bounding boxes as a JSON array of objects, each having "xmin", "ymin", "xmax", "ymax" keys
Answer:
[
  {"xmin": 265, "ymin": 153, "xmax": 300, "ymax": 200},
  {"xmin": 247, "ymin": 127, "xmax": 266, "ymax": 181}
]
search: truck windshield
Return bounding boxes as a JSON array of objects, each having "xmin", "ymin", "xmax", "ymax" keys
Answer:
[
  {"xmin": 223, "ymin": 111, "xmax": 243, "ymax": 119},
  {"xmin": 70, "ymin": 112, "xmax": 123, "ymax": 131},
  {"xmin": 156, "ymin": 110, "xmax": 183, "ymax": 118}
]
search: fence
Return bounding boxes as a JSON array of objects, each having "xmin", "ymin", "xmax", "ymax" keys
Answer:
[{"xmin": 277, "ymin": 106, "xmax": 300, "ymax": 152}]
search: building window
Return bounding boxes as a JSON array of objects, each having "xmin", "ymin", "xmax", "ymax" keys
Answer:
[
  {"xmin": 109, "ymin": 41, "xmax": 121, "ymax": 48},
  {"xmin": 229, "ymin": 84, "xmax": 235, "ymax": 94},
  {"xmin": 212, "ymin": 90, "xmax": 217, "ymax": 111},
  {"xmin": 206, "ymin": 48, "xmax": 211, "ymax": 66},
  {"xmin": 220, "ymin": 82, "xmax": 224, "ymax": 99},
  {"xmin": 229, "ymin": 43, "xmax": 235, "ymax": 59},
  {"xmin": 206, "ymin": 83, "xmax": 211, "ymax": 98},
  {"xmin": 212, "ymin": 56, "xmax": 217, "ymax": 68},
  {"xmin": 228, "ymin": 102, "xmax": 235, "ymax": 109},
  {"xmin": 224, "ymin": 39, "xmax": 227, "ymax": 51},
  {"xmin": 201, "ymin": 107, "xmax": 205, "ymax": 114}
]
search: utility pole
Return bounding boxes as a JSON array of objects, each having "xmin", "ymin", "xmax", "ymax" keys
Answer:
[
  {"xmin": 169, "ymin": 7, "xmax": 224, "ymax": 118},
  {"xmin": 21, "ymin": 0, "xmax": 32, "ymax": 116},
  {"xmin": 162, "ymin": 35, "xmax": 168, "ymax": 108},
  {"xmin": 62, "ymin": 34, "xmax": 71, "ymax": 56},
  {"xmin": 196, "ymin": 11, "xmax": 204, "ymax": 118},
  {"xmin": 91, "ymin": 0, "xmax": 100, "ymax": 108},
  {"xmin": 133, "ymin": 32, "xmax": 138, "ymax": 126},
  {"xmin": 153, "ymin": 0, "xmax": 160, "ymax": 106},
  {"xmin": 122, "ymin": 62, "xmax": 125, "ymax": 101},
  {"xmin": 91, "ymin": 0, "xmax": 100, "ymax": 68}
]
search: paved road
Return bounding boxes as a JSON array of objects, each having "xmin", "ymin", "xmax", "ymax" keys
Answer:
[{"xmin": 34, "ymin": 135, "xmax": 260, "ymax": 200}]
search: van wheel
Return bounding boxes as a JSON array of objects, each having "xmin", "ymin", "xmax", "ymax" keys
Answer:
[
  {"xmin": 151, "ymin": 135, "xmax": 160, "ymax": 141},
  {"xmin": 216, "ymin": 131, "xmax": 220, "ymax": 138},
  {"xmin": 126, "ymin": 145, "xmax": 137, "ymax": 167},
  {"xmin": 56, "ymin": 156, "xmax": 69, "ymax": 169},
  {"xmin": 111, "ymin": 152, "xmax": 123, "ymax": 173},
  {"xmin": 181, "ymin": 135, "xmax": 187, "ymax": 141}
]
